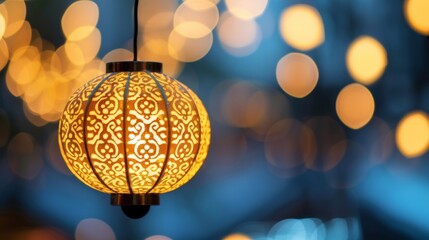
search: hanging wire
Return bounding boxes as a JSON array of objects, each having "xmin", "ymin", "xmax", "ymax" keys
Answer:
[{"xmin": 133, "ymin": 0, "xmax": 139, "ymax": 61}]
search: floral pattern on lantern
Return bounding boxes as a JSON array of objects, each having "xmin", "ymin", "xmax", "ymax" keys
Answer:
[{"xmin": 58, "ymin": 71, "xmax": 210, "ymax": 194}]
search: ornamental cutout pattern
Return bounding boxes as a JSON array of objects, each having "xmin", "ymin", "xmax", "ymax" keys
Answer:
[{"xmin": 58, "ymin": 71, "xmax": 211, "ymax": 194}]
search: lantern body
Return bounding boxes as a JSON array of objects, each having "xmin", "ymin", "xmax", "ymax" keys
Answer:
[{"xmin": 58, "ymin": 70, "xmax": 210, "ymax": 195}]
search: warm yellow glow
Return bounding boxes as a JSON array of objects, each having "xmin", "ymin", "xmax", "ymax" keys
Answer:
[
  {"xmin": 279, "ymin": 5, "xmax": 324, "ymax": 51},
  {"xmin": 225, "ymin": 0, "xmax": 268, "ymax": 20},
  {"xmin": 102, "ymin": 48, "xmax": 132, "ymax": 63},
  {"xmin": 0, "ymin": 39, "xmax": 9, "ymax": 71},
  {"xmin": 346, "ymin": 36, "xmax": 387, "ymax": 85},
  {"xmin": 405, "ymin": 0, "xmax": 429, "ymax": 35},
  {"xmin": 65, "ymin": 28, "xmax": 101, "ymax": 65},
  {"xmin": 276, "ymin": 52, "xmax": 319, "ymax": 98},
  {"xmin": 223, "ymin": 233, "xmax": 252, "ymax": 240},
  {"xmin": 139, "ymin": 39, "xmax": 183, "ymax": 77},
  {"xmin": 396, "ymin": 111, "xmax": 429, "ymax": 158},
  {"xmin": 168, "ymin": 29, "xmax": 213, "ymax": 62},
  {"xmin": 218, "ymin": 13, "xmax": 261, "ymax": 56},
  {"xmin": 62, "ymin": 1, "xmax": 99, "ymax": 41},
  {"xmin": 59, "ymin": 72, "xmax": 211, "ymax": 194},
  {"xmin": 0, "ymin": 14, "xmax": 6, "ymax": 39},
  {"xmin": 2, "ymin": 0, "xmax": 26, "ymax": 38},
  {"xmin": 174, "ymin": 0, "xmax": 219, "ymax": 38},
  {"xmin": 336, "ymin": 83, "xmax": 375, "ymax": 129},
  {"xmin": 138, "ymin": 0, "xmax": 178, "ymax": 25},
  {"xmin": 5, "ymin": 20, "xmax": 31, "ymax": 59}
]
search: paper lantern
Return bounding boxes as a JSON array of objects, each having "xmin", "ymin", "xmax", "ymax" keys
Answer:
[{"xmin": 58, "ymin": 62, "xmax": 211, "ymax": 218}]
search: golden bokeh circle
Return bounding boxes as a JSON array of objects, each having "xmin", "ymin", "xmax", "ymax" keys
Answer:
[
  {"xmin": 346, "ymin": 36, "xmax": 387, "ymax": 85},
  {"xmin": 396, "ymin": 111, "xmax": 429, "ymax": 158},
  {"xmin": 336, "ymin": 83, "xmax": 375, "ymax": 129},
  {"xmin": 276, "ymin": 52, "xmax": 319, "ymax": 98},
  {"xmin": 279, "ymin": 4, "xmax": 324, "ymax": 51}
]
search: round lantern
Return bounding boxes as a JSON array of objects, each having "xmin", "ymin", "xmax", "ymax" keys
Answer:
[{"xmin": 58, "ymin": 62, "xmax": 211, "ymax": 218}]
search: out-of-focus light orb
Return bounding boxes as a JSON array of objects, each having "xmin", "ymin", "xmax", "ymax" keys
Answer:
[
  {"xmin": 102, "ymin": 48, "xmax": 133, "ymax": 64},
  {"xmin": 139, "ymin": 38, "xmax": 183, "ymax": 77},
  {"xmin": 62, "ymin": 1, "xmax": 99, "ymax": 41},
  {"xmin": 0, "ymin": 14, "xmax": 6, "ymax": 39},
  {"xmin": 5, "ymin": 20, "xmax": 31, "ymax": 58},
  {"xmin": 265, "ymin": 118, "xmax": 316, "ymax": 170},
  {"xmin": 7, "ymin": 132, "xmax": 43, "ymax": 180},
  {"xmin": 145, "ymin": 235, "xmax": 173, "ymax": 240},
  {"xmin": 223, "ymin": 233, "xmax": 252, "ymax": 240},
  {"xmin": 221, "ymin": 81, "xmax": 268, "ymax": 128},
  {"xmin": 75, "ymin": 218, "xmax": 116, "ymax": 240},
  {"xmin": 0, "ymin": 39, "xmax": 9, "ymax": 71},
  {"xmin": 346, "ymin": 36, "xmax": 387, "ymax": 85},
  {"xmin": 396, "ymin": 111, "xmax": 429, "ymax": 158},
  {"xmin": 276, "ymin": 52, "xmax": 319, "ymax": 98},
  {"xmin": 65, "ymin": 28, "xmax": 101, "ymax": 65},
  {"xmin": 2, "ymin": 0, "xmax": 26, "ymax": 38},
  {"xmin": 174, "ymin": 0, "xmax": 219, "ymax": 38},
  {"xmin": 168, "ymin": 29, "xmax": 213, "ymax": 62},
  {"xmin": 138, "ymin": 0, "xmax": 178, "ymax": 25},
  {"xmin": 279, "ymin": 5, "xmax": 324, "ymax": 51},
  {"xmin": 405, "ymin": 0, "xmax": 429, "ymax": 35},
  {"xmin": 218, "ymin": 13, "xmax": 261, "ymax": 57},
  {"xmin": 225, "ymin": 0, "xmax": 268, "ymax": 20},
  {"xmin": 336, "ymin": 83, "xmax": 375, "ymax": 129}
]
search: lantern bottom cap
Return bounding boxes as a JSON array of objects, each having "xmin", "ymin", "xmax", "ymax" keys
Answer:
[{"xmin": 110, "ymin": 193, "xmax": 160, "ymax": 206}]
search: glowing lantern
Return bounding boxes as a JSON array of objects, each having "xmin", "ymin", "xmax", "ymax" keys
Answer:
[{"xmin": 58, "ymin": 61, "xmax": 211, "ymax": 218}]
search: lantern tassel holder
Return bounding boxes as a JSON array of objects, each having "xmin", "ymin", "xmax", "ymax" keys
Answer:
[{"xmin": 58, "ymin": 0, "xmax": 211, "ymax": 219}]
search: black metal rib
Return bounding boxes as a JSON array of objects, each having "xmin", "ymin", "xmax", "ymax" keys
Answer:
[
  {"xmin": 168, "ymin": 79, "xmax": 203, "ymax": 190},
  {"xmin": 145, "ymin": 71, "xmax": 172, "ymax": 193},
  {"xmin": 122, "ymin": 72, "xmax": 133, "ymax": 194},
  {"xmin": 83, "ymin": 73, "xmax": 117, "ymax": 193}
]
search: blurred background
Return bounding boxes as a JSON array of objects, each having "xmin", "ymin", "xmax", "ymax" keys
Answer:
[{"xmin": 0, "ymin": 0, "xmax": 429, "ymax": 239}]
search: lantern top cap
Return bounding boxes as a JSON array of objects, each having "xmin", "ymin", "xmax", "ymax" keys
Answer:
[{"xmin": 106, "ymin": 61, "xmax": 163, "ymax": 73}]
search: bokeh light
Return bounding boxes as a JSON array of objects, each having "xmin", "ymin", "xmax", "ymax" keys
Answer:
[
  {"xmin": 168, "ymin": 29, "xmax": 213, "ymax": 62},
  {"xmin": 61, "ymin": 1, "xmax": 99, "ymax": 41},
  {"xmin": 346, "ymin": 36, "xmax": 387, "ymax": 85},
  {"xmin": 7, "ymin": 132, "xmax": 43, "ymax": 180},
  {"xmin": 102, "ymin": 48, "xmax": 133, "ymax": 63},
  {"xmin": 218, "ymin": 12, "xmax": 261, "ymax": 57},
  {"xmin": 404, "ymin": 0, "xmax": 429, "ymax": 35},
  {"xmin": 265, "ymin": 118, "xmax": 316, "ymax": 172},
  {"xmin": 225, "ymin": 0, "xmax": 268, "ymax": 20},
  {"xmin": 0, "ymin": 14, "xmax": 6, "ymax": 40},
  {"xmin": 2, "ymin": 0, "xmax": 26, "ymax": 38},
  {"xmin": 220, "ymin": 81, "xmax": 268, "ymax": 128},
  {"xmin": 279, "ymin": 5, "xmax": 324, "ymax": 51},
  {"xmin": 223, "ymin": 233, "xmax": 252, "ymax": 240},
  {"xmin": 4, "ymin": 20, "xmax": 31, "ymax": 58},
  {"xmin": 395, "ymin": 111, "xmax": 429, "ymax": 158},
  {"xmin": 174, "ymin": 0, "xmax": 218, "ymax": 38},
  {"xmin": 139, "ymin": 38, "xmax": 183, "ymax": 77},
  {"xmin": 145, "ymin": 235, "xmax": 173, "ymax": 240},
  {"xmin": 0, "ymin": 39, "xmax": 9, "ymax": 71},
  {"xmin": 75, "ymin": 218, "xmax": 116, "ymax": 240},
  {"xmin": 64, "ymin": 28, "xmax": 101, "ymax": 65},
  {"xmin": 276, "ymin": 52, "xmax": 319, "ymax": 98},
  {"xmin": 336, "ymin": 83, "xmax": 375, "ymax": 129}
]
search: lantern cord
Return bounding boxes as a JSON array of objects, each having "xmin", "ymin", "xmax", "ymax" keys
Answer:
[{"xmin": 133, "ymin": 0, "xmax": 139, "ymax": 61}]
